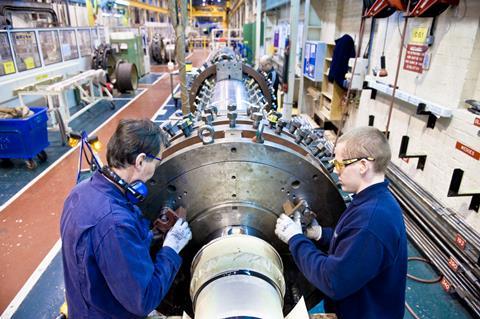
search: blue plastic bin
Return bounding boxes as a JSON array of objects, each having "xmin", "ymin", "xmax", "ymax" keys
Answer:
[{"xmin": 0, "ymin": 107, "xmax": 49, "ymax": 161}]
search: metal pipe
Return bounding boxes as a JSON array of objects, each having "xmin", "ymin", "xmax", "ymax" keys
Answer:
[
  {"xmin": 283, "ymin": 0, "xmax": 300, "ymax": 120},
  {"xmin": 385, "ymin": 1, "xmax": 412, "ymax": 134}
]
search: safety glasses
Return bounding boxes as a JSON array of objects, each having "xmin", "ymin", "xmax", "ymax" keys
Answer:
[
  {"xmin": 146, "ymin": 153, "xmax": 162, "ymax": 162},
  {"xmin": 330, "ymin": 157, "xmax": 375, "ymax": 171}
]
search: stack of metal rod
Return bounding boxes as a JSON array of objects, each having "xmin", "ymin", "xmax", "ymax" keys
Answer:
[{"xmin": 387, "ymin": 163, "xmax": 480, "ymax": 316}]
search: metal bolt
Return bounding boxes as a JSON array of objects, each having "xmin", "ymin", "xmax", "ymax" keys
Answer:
[
  {"xmin": 202, "ymin": 113, "xmax": 213, "ymax": 124},
  {"xmin": 275, "ymin": 118, "xmax": 288, "ymax": 135},
  {"xmin": 304, "ymin": 133, "xmax": 317, "ymax": 145},
  {"xmin": 255, "ymin": 122, "xmax": 265, "ymax": 143},
  {"xmin": 227, "ymin": 112, "xmax": 237, "ymax": 128},
  {"xmin": 325, "ymin": 161, "xmax": 334, "ymax": 173},
  {"xmin": 252, "ymin": 112, "xmax": 263, "ymax": 129},
  {"xmin": 295, "ymin": 128, "xmax": 308, "ymax": 144},
  {"xmin": 313, "ymin": 143, "xmax": 325, "ymax": 156},
  {"xmin": 177, "ymin": 120, "xmax": 193, "ymax": 137},
  {"xmin": 227, "ymin": 104, "xmax": 237, "ymax": 112},
  {"xmin": 162, "ymin": 122, "xmax": 177, "ymax": 137},
  {"xmin": 249, "ymin": 106, "xmax": 260, "ymax": 120},
  {"xmin": 288, "ymin": 121, "xmax": 301, "ymax": 134}
]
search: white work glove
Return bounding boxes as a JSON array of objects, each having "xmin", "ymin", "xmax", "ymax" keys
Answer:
[
  {"xmin": 305, "ymin": 219, "xmax": 322, "ymax": 241},
  {"xmin": 163, "ymin": 218, "xmax": 192, "ymax": 254},
  {"xmin": 275, "ymin": 214, "xmax": 302, "ymax": 244}
]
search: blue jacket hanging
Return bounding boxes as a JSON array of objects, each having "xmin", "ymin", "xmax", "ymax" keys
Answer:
[{"xmin": 328, "ymin": 34, "xmax": 356, "ymax": 88}]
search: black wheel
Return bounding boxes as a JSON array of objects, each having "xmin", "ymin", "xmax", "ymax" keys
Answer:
[
  {"xmin": 25, "ymin": 159, "xmax": 37, "ymax": 170},
  {"xmin": 115, "ymin": 62, "xmax": 139, "ymax": 93},
  {"xmin": 0, "ymin": 159, "xmax": 14, "ymax": 168},
  {"xmin": 37, "ymin": 150, "xmax": 48, "ymax": 163}
]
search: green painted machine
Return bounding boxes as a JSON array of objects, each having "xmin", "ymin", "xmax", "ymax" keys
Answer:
[{"xmin": 110, "ymin": 32, "xmax": 146, "ymax": 77}]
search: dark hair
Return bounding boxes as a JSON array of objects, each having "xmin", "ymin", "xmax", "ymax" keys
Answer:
[{"xmin": 107, "ymin": 119, "xmax": 162, "ymax": 168}]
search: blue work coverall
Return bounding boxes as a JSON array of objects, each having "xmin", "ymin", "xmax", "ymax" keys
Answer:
[
  {"xmin": 289, "ymin": 181, "xmax": 407, "ymax": 319},
  {"xmin": 60, "ymin": 171, "xmax": 182, "ymax": 318}
]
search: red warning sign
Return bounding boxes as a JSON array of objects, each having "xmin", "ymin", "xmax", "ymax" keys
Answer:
[
  {"xmin": 404, "ymin": 44, "xmax": 428, "ymax": 74},
  {"xmin": 455, "ymin": 142, "xmax": 480, "ymax": 160}
]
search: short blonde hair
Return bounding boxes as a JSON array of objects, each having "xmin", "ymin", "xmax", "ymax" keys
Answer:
[
  {"xmin": 337, "ymin": 127, "xmax": 391, "ymax": 173},
  {"xmin": 260, "ymin": 55, "xmax": 272, "ymax": 66}
]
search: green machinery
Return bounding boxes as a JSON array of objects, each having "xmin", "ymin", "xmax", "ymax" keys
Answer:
[
  {"xmin": 110, "ymin": 33, "xmax": 146, "ymax": 77},
  {"xmin": 243, "ymin": 22, "xmax": 263, "ymax": 65}
]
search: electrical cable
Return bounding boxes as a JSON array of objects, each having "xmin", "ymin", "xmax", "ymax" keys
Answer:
[
  {"xmin": 405, "ymin": 302, "xmax": 422, "ymax": 319},
  {"xmin": 405, "ymin": 255, "xmax": 443, "ymax": 319},
  {"xmin": 407, "ymin": 256, "xmax": 442, "ymax": 284},
  {"xmin": 382, "ymin": 16, "xmax": 389, "ymax": 56}
]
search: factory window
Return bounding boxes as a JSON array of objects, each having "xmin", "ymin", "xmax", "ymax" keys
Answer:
[
  {"xmin": 39, "ymin": 31, "xmax": 62, "ymax": 65},
  {"xmin": 59, "ymin": 30, "xmax": 79, "ymax": 61},
  {"xmin": 0, "ymin": 33, "xmax": 16, "ymax": 76},
  {"xmin": 91, "ymin": 28, "xmax": 100, "ymax": 49},
  {"xmin": 99, "ymin": 28, "xmax": 106, "ymax": 43},
  {"xmin": 78, "ymin": 29, "xmax": 92, "ymax": 57},
  {"xmin": 11, "ymin": 31, "xmax": 41, "ymax": 72}
]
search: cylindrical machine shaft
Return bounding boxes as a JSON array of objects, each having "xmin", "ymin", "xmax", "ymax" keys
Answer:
[
  {"xmin": 210, "ymin": 79, "xmax": 251, "ymax": 112},
  {"xmin": 190, "ymin": 234, "xmax": 285, "ymax": 319}
]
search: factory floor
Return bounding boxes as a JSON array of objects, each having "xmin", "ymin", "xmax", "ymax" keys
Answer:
[{"xmin": 0, "ymin": 48, "xmax": 475, "ymax": 319}]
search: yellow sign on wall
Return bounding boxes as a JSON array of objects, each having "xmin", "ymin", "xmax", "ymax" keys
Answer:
[
  {"xmin": 3, "ymin": 61, "xmax": 15, "ymax": 74},
  {"xmin": 24, "ymin": 57, "xmax": 35, "ymax": 70},
  {"xmin": 35, "ymin": 74, "xmax": 49, "ymax": 81},
  {"xmin": 411, "ymin": 27, "xmax": 428, "ymax": 44}
]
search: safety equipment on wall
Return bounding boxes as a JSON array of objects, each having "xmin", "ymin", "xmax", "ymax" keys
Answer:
[
  {"xmin": 163, "ymin": 218, "xmax": 193, "ymax": 253},
  {"xmin": 408, "ymin": 0, "xmax": 459, "ymax": 17},
  {"xmin": 364, "ymin": 0, "xmax": 459, "ymax": 18},
  {"xmin": 379, "ymin": 17, "xmax": 390, "ymax": 77},
  {"xmin": 100, "ymin": 165, "xmax": 148, "ymax": 204},
  {"xmin": 114, "ymin": 61, "xmax": 139, "ymax": 93},
  {"xmin": 363, "ymin": 0, "xmax": 397, "ymax": 18}
]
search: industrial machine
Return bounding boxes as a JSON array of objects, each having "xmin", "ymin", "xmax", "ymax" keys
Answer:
[{"xmin": 139, "ymin": 49, "xmax": 348, "ymax": 317}]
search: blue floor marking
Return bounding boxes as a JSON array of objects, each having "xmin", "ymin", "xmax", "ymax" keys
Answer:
[
  {"xmin": 138, "ymin": 73, "xmax": 163, "ymax": 85},
  {"xmin": 12, "ymin": 251, "xmax": 65, "ymax": 319}
]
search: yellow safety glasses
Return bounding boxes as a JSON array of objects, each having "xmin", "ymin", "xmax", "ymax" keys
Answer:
[{"xmin": 330, "ymin": 157, "xmax": 375, "ymax": 171}]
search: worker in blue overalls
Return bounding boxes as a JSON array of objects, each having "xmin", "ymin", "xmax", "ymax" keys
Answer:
[
  {"xmin": 275, "ymin": 126, "xmax": 407, "ymax": 319},
  {"xmin": 60, "ymin": 119, "xmax": 192, "ymax": 318},
  {"xmin": 259, "ymin": 55, "xmax": 280, "ymax": 109}
]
